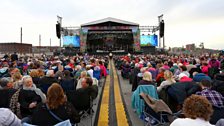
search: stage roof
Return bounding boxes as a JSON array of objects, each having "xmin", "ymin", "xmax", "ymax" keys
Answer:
[{"xmin": 81, "ymin": 17, "xmax": 139, "ymax": 27}]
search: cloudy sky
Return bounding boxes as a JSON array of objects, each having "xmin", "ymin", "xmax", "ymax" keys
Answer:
[{"xmin": 0, "ymin": 0, "xmax": 224, "ymax": 49}]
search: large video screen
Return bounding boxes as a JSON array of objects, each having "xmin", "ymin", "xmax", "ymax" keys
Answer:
[
  {"xmin": 63, "ymin": 35, "xmax": 80, "ymax": 47},
  {"xmin": 140, "ymin": 35, "xmax": 158, "ymax": 46}
]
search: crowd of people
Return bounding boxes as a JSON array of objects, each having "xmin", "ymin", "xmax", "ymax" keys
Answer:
[
  {"xmin": 1, "ymin": 51, "xmax": 224, "ymax": 125},
  {"xmin": 0, "ymin": 53, "xmax": 109, "ymax": 125},
  {"xmin": 115, "ymin": 53, "xmax": 224, "ymax": 125}
]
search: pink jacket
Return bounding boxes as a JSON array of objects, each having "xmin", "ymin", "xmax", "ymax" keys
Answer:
[
  {"xmin": 201, "ymin": 65, "xmax": 209, "ymax": 75},
  {"xmin": 100, "ymin": 64, "xmax": 107, "ymax": 77}
]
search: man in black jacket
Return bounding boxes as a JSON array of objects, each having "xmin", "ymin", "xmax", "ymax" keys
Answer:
[
  {"xmin": 167, "ymin": 82, "xmax": 200, "ymax": 108},
  {"xmin": 11, "ymin": 52, "xmax": 18, "ymax": 62},
  {"xmin": 39, "ymin": 70, "xmax": 58, "ymax": 94},
  {"xmin": 212, "ymin": 73, "xmax": 224, "ymax": 96}
]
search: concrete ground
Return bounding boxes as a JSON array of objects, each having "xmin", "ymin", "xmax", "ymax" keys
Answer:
[{"xmin": 116, "ymin": 69, "xmax": 145, "ymax": 126}]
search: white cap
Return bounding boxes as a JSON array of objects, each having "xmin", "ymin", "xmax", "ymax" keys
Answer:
[{"xmin": 178, "ymin": 73, "xmax": 187, "ymax": 80}]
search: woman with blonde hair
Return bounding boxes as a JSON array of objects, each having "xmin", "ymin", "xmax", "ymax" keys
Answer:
[
  {"xmin": 76, "ymin": 71, "xmax": 88, "ymax": 90},
  {"xmin": 37, "ymin": 69, "xmax": 45, "ymax": 77},
  {"xmin": 29, "ymin": 70, "xmax": 41, "ymax": 88},
  {"xmin": 157, "ymin": 70, "xmax": 176, "ymax": 92},
  {"xmin": 12, "ymin": 72, "xmax": 23, "ymax": 89},
  {"xmin": 31, "ymin": 83, "xmax": 80, "ymax": 125},
  {"xmin": 138, "ymin": 71, "xmax": 155, "ymax": 86}
]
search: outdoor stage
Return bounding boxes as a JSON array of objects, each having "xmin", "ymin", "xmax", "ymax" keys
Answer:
[
  {"xmin": 61, "ymin": 17, "xmax": 159, "ymax": 55},
  {"xmin": 79, "ymin": 17, "xmax": 141, "ymax": 53}
]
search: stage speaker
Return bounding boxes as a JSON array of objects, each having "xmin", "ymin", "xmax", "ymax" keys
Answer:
[
  {"xmin": 56, "ymin": 23, "xmax": 61, "ymax": 39},
  {"xmin": 159, "ymin": 20, "xmax": 164, "ymax": 38}
]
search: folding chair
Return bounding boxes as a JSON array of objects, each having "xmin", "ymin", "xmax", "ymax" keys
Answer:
[
  {"xmin": 140, "ymin": 93, "xmax": 182, "ymax": 126},
  {"xmin": 131, "ymin": 85, "xmax": 159, "ymax": 116},
  {"xmin": 67, "ymin": 86, "xmax": 98, "ymax": 126}
]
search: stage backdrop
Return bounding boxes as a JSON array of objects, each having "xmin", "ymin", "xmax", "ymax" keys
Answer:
[
  {"xmin": 80, "ymin": 26, "xmax": 140, "ymax": 52},
  {"xmin": 63, "ymin": 35, "xmax": 80, "ymax": 47},
  {"xmin": 140, "ymin": 35, "xmax": 158, "ymax": 46}
]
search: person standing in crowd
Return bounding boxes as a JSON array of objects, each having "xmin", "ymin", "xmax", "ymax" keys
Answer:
[
  {"xmin": 3, "ymin": 53, "xmax": 9, "ymax": 59},
  {"xmin": 208, "ymin": 55, "xmax": 220, "ymax": 79},
  {"xmin": 11, "ymin": 52, "xmax": 18, "ymax": 62},
  {"xmin": 99, "ymin": 60, "xmax": 107, "ymax": 77}
]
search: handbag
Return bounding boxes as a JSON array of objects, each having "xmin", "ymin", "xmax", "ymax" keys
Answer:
[
  {"xmin": 45, "ymin": 104, "xmax": 76, "ymax": 126},
  {"xmin": 45, "ymin": 104, "xmax": 63, "ymax": 122}
]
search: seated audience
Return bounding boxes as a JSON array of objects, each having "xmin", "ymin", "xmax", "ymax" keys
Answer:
[
  {"xmin": 86, "ymin": 65, "xmax": 93, "ymax": 78},
  {"xmin": 60, "ymin": 70, "xmax": 76, "ymax": 92},
  {"xmin": 170, "ymin": 95, "xmax": 214, "ymax": 126},
  {"xmin": 196, "ymin": 79, "xmax": 224, "ymax": 108},
  {"xmin": 167, "ymin": 81, "xmax": 200, "ymax": 109},
  {"xmin": 138, "ymin": 71, "xmax": 154, "ymax": 86},
  {"xmin": 178, "ymin": 73, "xmax": 193, "ymax": 82},
  {"xmin": 67, "ymin": 77, "xmax": 97, "ymax": 112},
  {"xmin": 76, "ymin": 71, "xmax": 88, "ymax": 90},
  {"xmin": 212, "ymin": 73, "xmax": 224, "ymax": 96},
  {"xmin": 0, "ymin": 77, "xmax": 17, "ymax": 108},
  {"xmin": 31, "ymin": 83, "xmax": 80, "ymax": 125},
  {"xmin": 39, "ymin": 70, "xmax": 58, "ymax": 94},
  {"xmin": 192, "ymin": 72, "xmax": 211, "ymax": 82},
  {"xmin": 156, "ymin": 67, "xmax": 165, "ymax": 86},
  {"xmin": 0, "ymin": 108, "xmax": 21, "ymax": 126},
  {"xmin": 12, "ymin": 72, "xmax": 23, "ymax": 89},
  {"xmin": 18, "ymin": 76, "xmax": 46, "ymax": 118},
  {"xmin": 29, "ymin": 70, "xmax": 41, "ymax": 88},
  {"xmin": 131, "ymin": 63, "xmax": 140, "ymax": 91},
  {"xmin": 157, "ymin": 70, "xmax": 176, "ymax": 92}
]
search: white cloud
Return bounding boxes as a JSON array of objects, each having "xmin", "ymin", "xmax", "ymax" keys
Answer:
[{"xmin": 0, "ymin": 0, "xmax": 224, "ymax": 49}]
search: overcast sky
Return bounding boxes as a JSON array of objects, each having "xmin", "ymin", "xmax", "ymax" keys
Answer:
[{"xmin": 0, "ymin": 0, "xmax": 224, "ymax": 49}]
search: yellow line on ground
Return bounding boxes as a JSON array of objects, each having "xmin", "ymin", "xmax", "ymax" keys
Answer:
[
  {"xmin": 112, "ymin": 62, "xmax": 129, "ymax": 126},
  {"xmin": 98, "ymin": 62, "xmax": 110, "ymax": 126}
]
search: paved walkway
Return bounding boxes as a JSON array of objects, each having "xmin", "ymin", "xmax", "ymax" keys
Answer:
[
  {"xmin": 81, "ymin": 60, "xmax": 144, "ymax": 126},
  {"xmin": 97, "ymin": 60, "xmax": 129, "ymax": 126}
]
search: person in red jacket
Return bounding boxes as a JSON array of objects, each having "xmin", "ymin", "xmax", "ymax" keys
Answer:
[
  {"xmin": 156, "ymin": 67, "xmax": 165, "ymax": 86},
  {"xmin": 99, "ymin": 60, "xmax": 107, "ymax": 77}
]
